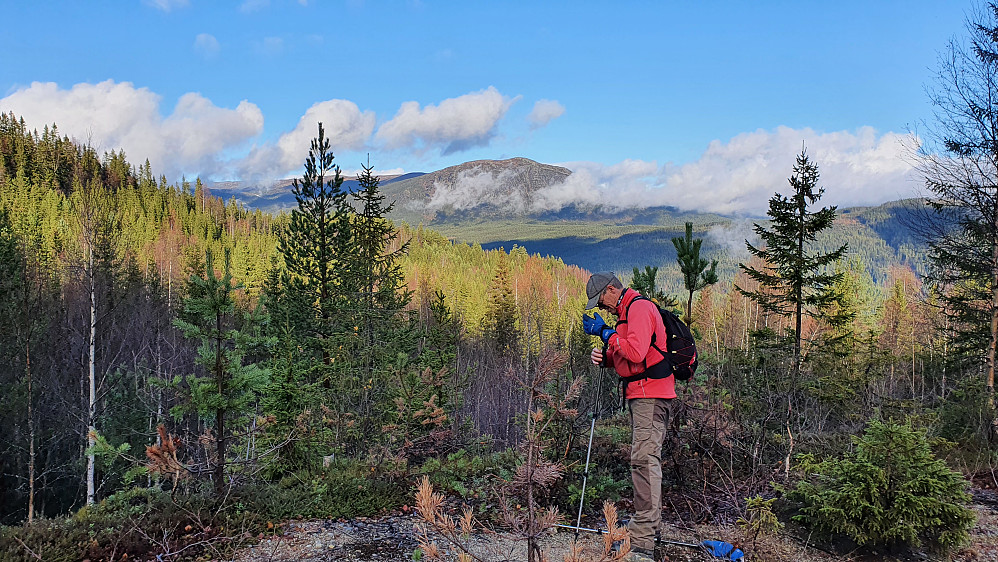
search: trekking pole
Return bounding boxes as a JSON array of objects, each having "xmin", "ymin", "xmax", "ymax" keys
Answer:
[{"xmin": 556, "ymin": 359, "xmax": 607, "ymax": 539}]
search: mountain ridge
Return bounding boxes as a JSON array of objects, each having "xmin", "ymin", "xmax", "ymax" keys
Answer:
[{"xmin": 203, "ymin": 156, "xmax": 931, "ymax": 285}]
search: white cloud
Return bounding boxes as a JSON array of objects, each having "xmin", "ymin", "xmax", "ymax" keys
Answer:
[
  {"xmin": 144, "ymin": 0, "xmax": 189, "ymax": 12},
  {"xmin": 527, "ymin": 99, "xmax": 564, "ymax": 129},
  {"xmin": 0, "ymin": 83, "xmax": 914, "ymax": 212},
  {"xmin": 426, "ymin": 168, "xmax": 529, "ymax": 212},
  {"xmin": 193, "ymin": 33, "xmax": 220, "ymax": 59},
  {"xmin": 659, "ymin": 126, "xmax": 916, "ymax": 215},
  {"xmin": 341, "ymin": 166, "xmax": 405, "ymax": 177},
  {"xmin": 0, "ymin": 80, "xmax": 263, "ymax": 180},
  {"xmin": 707, "ymin": 220, "xmax": 758, "ymax": 260},
  {"xmin": 529, "ymin": 127, "xmax": 917, "ymax": 216},
  {"xmin": 530, "ymin": 161, "xmax": 650, "ymax": 212},
  {"xmin": 163, "ymin": 93, "xmax": 264, "ymax": 174},
  {"xmin": 237, "ymin": 99, "xmax": 375, "ymax": 179},
  {"xmin": 376, "ymin": 87, "xmax": 516, "ymax": 155},
  {"xmin": 0, "ymin": 82, "xmax": 379, "ymax": 182}
]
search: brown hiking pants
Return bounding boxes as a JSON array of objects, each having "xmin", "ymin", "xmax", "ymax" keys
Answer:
[{"xmin": 628, "ymin": 397, "xmax": 673, "ymax": 550}]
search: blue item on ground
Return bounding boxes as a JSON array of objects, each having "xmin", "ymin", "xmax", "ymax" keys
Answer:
[{"xmin": 701, "ymin": 539, "xmax": 744, "ymax": 560}]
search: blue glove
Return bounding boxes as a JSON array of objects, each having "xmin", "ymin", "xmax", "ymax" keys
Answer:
[
  {"xmin": 599, "ymin": 326, "xmax": 616, "ymax": 344},
  {"xmin": 583, "ymin": 313, "xmax": 617, "ymax": 344},
  {"xmin": 582, "ymin": 312, "xmax": 607, "ymax": 336}
]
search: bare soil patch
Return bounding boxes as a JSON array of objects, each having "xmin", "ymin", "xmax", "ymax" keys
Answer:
[{"xmin": 224, "ymin": 490, "xmax": 998, "ymax": 562}]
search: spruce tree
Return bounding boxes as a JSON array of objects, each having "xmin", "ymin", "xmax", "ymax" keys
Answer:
[
  {"xmin": 486, "ymin": 251, "xmax": 519, "ymax": 353},
  {"xmin": 0, "ymin": 208, "xmax": 46, "ymax": 522},
  {"xmin": 737, "ymin": 149, "xmax": 847, "ymax": 371},
  {"xmin": 420, "ymin": 290, "xmax": 459, "ymax": 373},
  {"xmin": 672, "ymin": 222, "xmax": 718, "ymax": 326},
  {"xmin": 348, "ymin": 161, "xmax": 412, "ymax": 373},
  {"xmin": 789, "ymin": 420, "xmax": 974, "ymax": 553},
  {"xmin": 341, "ymin": 161, "xmax": 417, "ymax": 437}
]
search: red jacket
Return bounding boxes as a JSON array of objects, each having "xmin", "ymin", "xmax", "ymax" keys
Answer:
[{"xmin": 605, "ymin": 288, "xmax": 676, "ymax": 400}]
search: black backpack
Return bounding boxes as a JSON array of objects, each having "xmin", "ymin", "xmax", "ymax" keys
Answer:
[
  {"xmin": 622, "ymin": 296, "xmax": 698, "ymax": 383},
  {"xmin": 654, "ymin": 304, "xmax": 698, "ymax": 381}
]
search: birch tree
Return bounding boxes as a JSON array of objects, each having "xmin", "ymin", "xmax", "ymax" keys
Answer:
[{"xmin": 73, "ymin": 178, "xmax": 121, "ymax": 505}]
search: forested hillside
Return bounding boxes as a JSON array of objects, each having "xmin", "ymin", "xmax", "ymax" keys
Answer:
[
  {"xmin": 0, "ymin": 114, "xmax": 588, "ymax": 525},
  {"xmin": 0, "ymin": 113, "xmax": 989, "ymax": 561}
]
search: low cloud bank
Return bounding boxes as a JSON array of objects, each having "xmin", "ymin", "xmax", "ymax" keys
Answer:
[
  {"xmin": 427, "ymin": 168, "xmax": 530, "ymax": 213},
  {"xmin": 536, "ymin": 126, "xmax": 918, "ymax": 216},
  {"xmin": 422, "ymin": 126, "xmax": 916, "ymax": 218},
  {"xmin": 707, "ymin": 220, "xmax": 759, "ymax": 260}
]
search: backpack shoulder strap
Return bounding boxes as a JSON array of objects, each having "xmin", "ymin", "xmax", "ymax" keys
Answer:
[{"xmin": 620, "ymin": 295, "xmax": 668, "ymax": 362}]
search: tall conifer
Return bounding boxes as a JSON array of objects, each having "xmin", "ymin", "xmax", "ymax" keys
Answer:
[
  {"xmin": 275, "ymin": 123, "xmax": 352, "ymax": 379},
  {"xmin": 916, "ymin": 3, "xmax": 998, "ymax": 400},
  {"xmin": 486, "ymin": 251, "xmax": 519, "ymax": 353},
  {"xmin": 349, "ymin": 160, "xmax": 412, "ymax": 358},
  {"xmin": 737, "ymin": 149, "xmax": 847, "ymax": 371}
]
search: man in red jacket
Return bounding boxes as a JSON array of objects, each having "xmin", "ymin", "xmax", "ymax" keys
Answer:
[{"xmin": 583, "ymin": 272, "xmax": 675, "ymax": 561}]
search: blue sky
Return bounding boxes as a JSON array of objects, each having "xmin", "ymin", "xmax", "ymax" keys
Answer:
[{"xmin": 0, "ymin": 1, "xmax": 973, "ymax": 214}]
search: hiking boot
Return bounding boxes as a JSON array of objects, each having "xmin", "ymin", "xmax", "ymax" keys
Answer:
[{"xmin": 625, "ymin": 546, "xmax": 656, "ymax": 562}]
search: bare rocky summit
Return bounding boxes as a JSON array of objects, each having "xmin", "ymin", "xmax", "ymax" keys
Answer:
[{"xmin": 383, "ymin": 157, "xmax": 571, "ymax": 202}]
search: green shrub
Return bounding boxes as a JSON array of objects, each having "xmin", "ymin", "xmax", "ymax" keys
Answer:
[
  {"xmin": 415, "ymin": 448, "xmax": 515, "ymax": 497},
  {"xmin": 0, "ymin": 518, "xmax": 89, "ymax": 562},
  {"xmin": 243, "ymin": 460, "xmax": 408, "ymax": 520},
  {"xmin": 565, "ymin": 468, "xmax": 629, "ymax": 512},
  {"xmin": 787, "ymin": 419, "xmax": 975, "ymax": 553},
  {"xmin": 0, "ymin": 487, "xmax": 269, "ymax": 562}
]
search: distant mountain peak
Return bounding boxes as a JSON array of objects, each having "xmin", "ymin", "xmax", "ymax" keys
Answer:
[{"xmin": 380, "ymin": 157, "xmax": 573, "ymax": 221}]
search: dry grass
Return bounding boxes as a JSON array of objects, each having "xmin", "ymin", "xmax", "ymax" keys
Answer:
[{"xmin": 414, "ymin": 475, "xmax": 633, "ymax": 562}]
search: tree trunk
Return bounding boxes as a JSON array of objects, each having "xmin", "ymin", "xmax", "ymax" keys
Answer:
[
  {"xmin": 27, "ymin": 338, "xmax": 35, "ymax": 524},
  {"xmin": 87, "ymin": 244, "xmax": 96, "ymax": 506},
  {"xmin": 990, "ymin": 207, "xmax": 998, "ymax": 406},
  {"xmin": 525, "ymin": 381, "xmax": 538, "ymax": 562},
  {"xmin": 215, "ymin": 310, "xmax": 225, "ymax": 496},
  {"xmin": 795, "ymin": 234, "xmax": 804, "ymax": 374},
  {"xmin": 686, "ymin": 289, "xmax": 694, "ymax": 327},
  {"xmin": 989, "ymin": 272, "xmax": 997, "ymax": 404}
]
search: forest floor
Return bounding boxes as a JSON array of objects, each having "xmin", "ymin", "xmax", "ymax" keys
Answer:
[{"xmin": 222, "ymin": 488, "xmax": 998, "ymax": 562}]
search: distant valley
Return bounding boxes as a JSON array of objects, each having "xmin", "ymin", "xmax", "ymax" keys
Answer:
[{"xmin": 207, "ymin": 157, "xmax": 931, "ymax": 291}]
